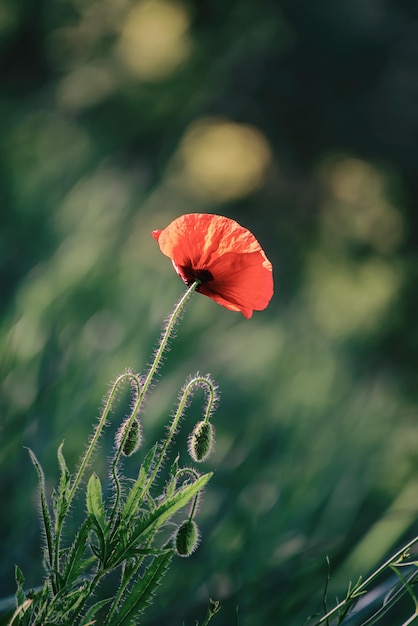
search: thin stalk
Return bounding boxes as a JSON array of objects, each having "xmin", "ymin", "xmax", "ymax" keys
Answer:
[
  {"xmin": 53, "ymin": 372, "xmax": 136, "ymax": 579},
  {"xmin": 175, "ymin": 467, "xmax": 201, "ymax": 520},
  {"xmin": 109, "ymin": 375, "xmax": 142, "ymax": 531},
  {"xmin": 140, "ymin": 281, "xmax": 199, "ymax": 402},
  {"xmin": 104, "ymin": 538, "xmax": 154, "ymax": 625},
  {"xmin": 108, "ymin": 283, "xmax": 198, "ymax": 532},
  {"xmin": 66, "ymin": 570, "xmax": 103, "ymax": 626},
  {"xmin": 314, "ymin": 536, "xmax": 418, "ymax": 625},
  {"xmin": 68, "ymin": 373, "xmax": 132, "ymax": 504},
  {"xmin": 143, "ymin": 375, "xmax": 214, "ymax": 498}
]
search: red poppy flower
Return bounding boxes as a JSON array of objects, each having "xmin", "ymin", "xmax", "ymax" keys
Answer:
[{"xmin": 152, "ymin": 213, "xmax": 273, "ymax": 318}]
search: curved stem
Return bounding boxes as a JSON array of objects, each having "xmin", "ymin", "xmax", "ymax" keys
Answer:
[
  {"xmin": 68, "ymin": 372, "xmax": 138, "ymax": 504},
  {"xmin": 142, "ymin": 375, "xmax": 213, "ymax": 498},
  {"xmin": 109, "ymin": 375, "xmax": 142, "ymax": 531},
  {"xmin": 54, "ymin": 372, "xmax": 140, "ymax": 579},
  {"xmin": 174, "ymin": 467, "xmax": 201, "ymax": 520},
  {"xmin": 108, "ymin": 283, "xmax": 198, "ymax": 532},
  {"xmin": 51, "ymin": 283, "xmax": 198, "ymax": 602}
]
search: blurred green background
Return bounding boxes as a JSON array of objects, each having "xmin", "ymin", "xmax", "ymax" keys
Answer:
[{"xmin": 1, "ymin": 0, "xmax": 418, "ymax": 624}]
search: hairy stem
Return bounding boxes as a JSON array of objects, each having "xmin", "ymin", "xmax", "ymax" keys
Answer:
[
  {"xmin": 140, "ymin": 281, "xmax": 199, "ymax": 401},
  {"xmin": 143, "ymin": 375, "xmax": 214, "ymax": 498}
]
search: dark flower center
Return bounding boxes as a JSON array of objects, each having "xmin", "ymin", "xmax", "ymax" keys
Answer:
[{"xmin": 182, "ymin": 266, "xmax": 214, "ymax": 287}]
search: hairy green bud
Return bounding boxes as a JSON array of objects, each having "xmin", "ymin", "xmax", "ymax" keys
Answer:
[
  {"xmin": 174, "ymin": 519, "xmax": 199, "ymax": 557},
  {"xmin": 116, "ymin": 418, "xmax": 142, "ymax": 456},
  {"xmin": 188, "ymin": 421, "xmax": 214, "ymax": 462}
]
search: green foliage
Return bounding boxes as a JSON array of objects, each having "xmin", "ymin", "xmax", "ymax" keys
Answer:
[
  {"xmin": 14, "ymin": 429, "xmax": 213, "ymax": 624},
  {"xmin": 110, "ymin": 553, "xmax": 173, "ymax": 626},
  {"xmin": 7, "ymin": 302, "xmax": 219, "ymax": 625},
  {"xmin": 307, "ymin": 538, "xmax": 418, "ymax": 625}
]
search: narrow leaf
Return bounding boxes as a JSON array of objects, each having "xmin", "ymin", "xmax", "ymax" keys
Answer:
[
  {"xmin": 14, "ymin": 565, "xmax": 25, "ymax": 606},
  {"xmin": 119, "ymin": 443, "xmax": 161, "ymax": 526},
  {"xmin": 83, "ymin": 597, "xmax": 113, "ymax": 624},
  {"xmin": 165, "ymin": 455, "xmax": 180, "ymax": 498},
  {"xmin": 121, "ymin": 467, "xmax": 147, "ymax": 521},
  {"xmin": 27, "ymin": 448, "xmax": 55, "ymax": 572},
  {"xmin": 62, "ymin": 517, "xmax": 94, "ymax": 586},
  {"xmin": 107, "ymin": 473, "xmax": 210, "ymax": 571},
  {"xmin": 57, "ymin": 441, "xmax": 70, "ymax": 496},
  {"xmin": 113, "ymin": 552, "xmax": 173, "ymax": 626},
  {"xmin": 134, "ymin": 472, "xmax": 212, "ymax": 542},
  {"xmin": 86, "ymin": 473, "xmax": 106, "ymax": 530},
  {"xmin": 8, "ymin": 599, "xmax": 34, "ymax": 626},
  {"xmin": 143, "ymin": 442, "xmax": 159, "ymax": 477}
]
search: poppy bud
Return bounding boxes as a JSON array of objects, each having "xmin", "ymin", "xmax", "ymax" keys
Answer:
[
  {"xmin": 116, "ymin": 418, "xmax": 142, "ymax": 456},
  {"xmin": 188, "ymin": 420, "xmax": 214, "ymax": 462},
  {"xmin": 174, "ymin": 519, "xmax": 199, "ymax": 557}
]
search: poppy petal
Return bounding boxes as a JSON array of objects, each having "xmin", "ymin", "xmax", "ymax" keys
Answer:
[
  {"xmin": 153, "ymin": 214, "xmax": 263, "ymax": 267},
  {"xmin": 152, "ymin": 213, "xmax": 274, "ymax": 317},
  {"xmin": 199, "ymin": 250, "xmax": 273, "ymax": 313}
]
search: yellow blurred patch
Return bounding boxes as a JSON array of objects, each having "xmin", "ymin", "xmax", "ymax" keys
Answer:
[
  {"xmin": 56, "ymin": 63, "xmax": 116, "ymax": 110},
  {"xmin": 319, "ymin": 157, "xmax": 404, "ymax": 254},
  {"xmin": 305, "ymin": 253, "xmax": 401, "ymax": 338},
  {"xmin": 117, "ymin": 0, "xmax": 191, "ymax": 80},
  {"xmin": 172, "ymin": 118, "xmax": 272, "ymax": 201}
]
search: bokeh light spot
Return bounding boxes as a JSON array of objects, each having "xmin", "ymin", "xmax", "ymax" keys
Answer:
[
  {"xmin": 173, "ymin": 118, "xmax": 272, "ymax": 201},
  {"xmin": 56, "ymin": 63, "xmax": 117, "ymax": 110},
  {"xmin": 117, "ymin": 0, "xmax": 191, "ymax": 80},
  {"xmin": 319, "ymin": 157, "xmax": 405, "ymax": 254},
  {"xmin": 306, "ymin": 253, "xmax": 401, "ymax": 338}
]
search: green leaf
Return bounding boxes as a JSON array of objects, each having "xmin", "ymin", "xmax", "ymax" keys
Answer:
[
  {"xmin": 51, "ymin": 444, "xmax": 72, "ymax": 547},
  {"xmin": 61, "ymin": 517, "xmax": 94, "ymax": 587},
  {"xmin": 121, "ymin": 547, "xmax": 172, "ymax": 561},
  {"xmin": 86, "ymin": 473, "xmax": 109, "ymax": 564},
  {"xmin": 86, "ymin": 473, "xmax": 106, "ymax": 530},
  {"xmin": 134, "ymin": 472, "xmax": 212, "ymax": 542},
  {"xmin": 110, "ymin": 472, "xmax": 212, "ymax": 568},
  {"xmin": 120, "ymin": 443, "xmax": 160, "ymax": 523},
  {"xmin": 121, "ymin": 467, "xmax": 147, "ymax": 521},
  {"xmin": 57, "ymin": 442, "xmax": 70, "ymax": 498},
  {"xmin": 112, "ymin": 552, "xmax": 173, "ymax": 626},
  {"xmin": 170, "ymin": 454, "xmax": 180, "ymax": 477},
  {"xmin": 15, "ymin": 565, "xmax": 25, "ymax": 606},
  {"xmin": 83, "ymin": 597, "xmax": 113, "ymax": 624},
  {"xmin": 27, "ymin": 449, "xmax": 55, "ymax": 576},
  {"xmin": 46, "ymin": 580, "xmax": 91, "ymax": 622},
  {"xmin": 165, "ymin": 455, "xmax": 180, "ymax": 498},
  {"xmin": 142, "ymin": 442, "xmax": 159, "ymax": 477}
]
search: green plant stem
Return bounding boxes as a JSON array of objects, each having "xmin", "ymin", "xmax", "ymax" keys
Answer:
[
  {"xmin": 109, "ymin": 374, "xmax": 142, "ymax": 531},
  {"xmin": 108, "ymin": 281, "xmax": 198, "ymax": 530},
  {"xmin": 141, "ymin": 280, "xmax": 199, "ymax": 401},
  {"xmin": 18, "ymin": 282, "xmax": 200, "ymax": 620},
  {"xmin": 67, "ymin": 573, "xmax": 102, "ymax": 626},
  {"xmin": 71, "ymin": 282, "xmax": 197, "ymax": 520},
  {"xmin": 314, "ymin": 536, "xmax": 418, "ymax": 625},
  {"xmin": 52, "ymin": 372, "xmax": 138, "ymax": 580},
  {"xmin": 142, "ymin": 374, "xmax": 211, "ymax": 499},
  {"xmin": 104, "ymin": 538, "xmax": 154, "ymax": 625},
  {"xmin": 68, "ymin": 372, "xmax": 136, "ymax": 505},
  {"xmin": 175, "ymin": 468, "xmax": 201, "ymax": 520}
]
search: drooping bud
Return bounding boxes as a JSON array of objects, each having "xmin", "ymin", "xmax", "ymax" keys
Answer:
[
  {"xmin": 174, "ymin": 519, "xmax": 199, "ymax": 557},
  {"xmin": 116, "ymin": 418, "xmax": 142, "ymax": 456},
  {"xmin": 188, "ymin": 420, "xmax": 214, "ymax": 462}
]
